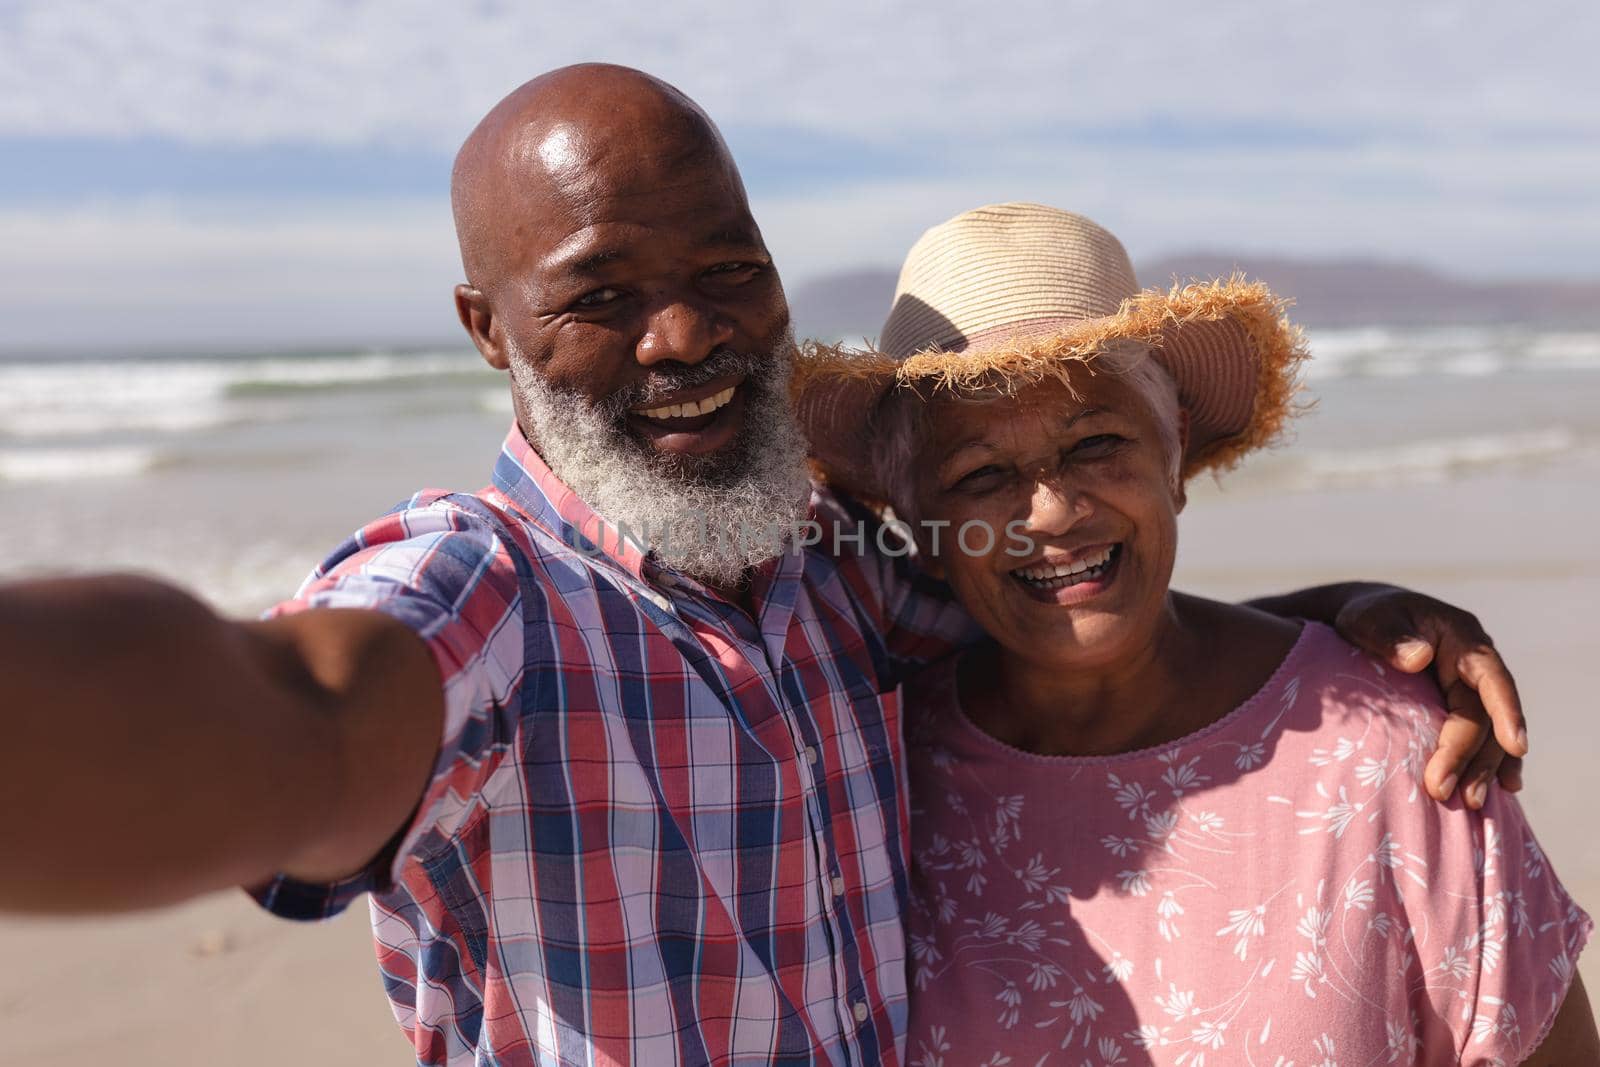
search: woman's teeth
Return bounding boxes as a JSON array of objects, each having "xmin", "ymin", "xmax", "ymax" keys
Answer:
[
  {"xmin": 637, "ymin": 386, "xmax": 736, "ymax": 421},
  {"xmin": 1014, "ymin": 545, "xmax": 1118, "ymax": 589}
]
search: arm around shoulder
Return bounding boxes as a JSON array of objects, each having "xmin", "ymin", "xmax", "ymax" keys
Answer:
[
  {"xmin": 0, "ymin": 574, "xmax": 443, "ymax": 913},
  {"xmin": 1522, "ymin": 973, "xmax": 1599, "ymax": 1065}
]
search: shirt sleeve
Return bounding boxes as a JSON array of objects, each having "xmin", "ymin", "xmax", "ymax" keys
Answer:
[
  {"xmin": 810, "ymin": 486, "xmax": 983, "ymax": 678},
  {"xmin": 1444, "ymin": 789, "xmax": 1594, "ymax": 1064},
  {"xmin": 248, "ymin": 493, "xmax": 527, "ymax": 920}
]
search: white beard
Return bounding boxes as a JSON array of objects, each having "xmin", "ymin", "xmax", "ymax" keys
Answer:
[{"xmin": 508, "ymin": 330, "xmax": 812, "ymax": 587}]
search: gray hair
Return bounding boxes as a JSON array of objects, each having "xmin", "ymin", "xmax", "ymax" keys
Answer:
[{"xmin": 871, "ymin": 340, "xmax": 1183, "ymax": 530}]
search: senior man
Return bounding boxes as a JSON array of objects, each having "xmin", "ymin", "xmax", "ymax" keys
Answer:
[{"xmin": 0, "ymin": 65, "xmax": 1528, "ymax": 1065}]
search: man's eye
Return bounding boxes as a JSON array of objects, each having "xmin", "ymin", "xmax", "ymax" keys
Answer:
[
  {"xmin": 573, "ymin": 288, "xmax": 623, "ymax": 309},
  {"xmin": 703, "ymin": 262, "xmax": 762, "ymax": 284}
]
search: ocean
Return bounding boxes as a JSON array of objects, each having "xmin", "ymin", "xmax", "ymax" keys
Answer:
[{"xmin": 3, "ymin": 325, "xmax": 1599, "ymax": 613}]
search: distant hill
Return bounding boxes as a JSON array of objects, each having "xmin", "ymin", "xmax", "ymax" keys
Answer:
[{"xmin": 788, "ymin": 256, "xmax": 1600, "ymax": 341}]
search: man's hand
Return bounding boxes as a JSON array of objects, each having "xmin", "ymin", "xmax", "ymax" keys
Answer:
[
  {"xmin": 1250, "ymin": 582, "xmax": 1527, "ymax": 809},
  {"xmin": 0, "ymin": 574, "xmax": 444, "ymax": 913},
  {"xmin": 1331, "ymin": 585, "xmax": 1526, "ymax": 808}
]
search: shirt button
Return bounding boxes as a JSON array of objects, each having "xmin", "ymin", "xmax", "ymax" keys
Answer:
[
  {"xmin": 831, "ymin": 875, "xmax": 846, "ymax": 897},
  {"xmin": 803, "ymin": 745, "xmax": 818, "ymax": 765},
  {"xmin": 852, "ymin": 1000, "xmax": 869, "ymax": 1023}
]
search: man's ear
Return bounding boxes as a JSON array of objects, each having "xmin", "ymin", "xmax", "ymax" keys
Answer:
[
  {"xmin": 455, "ymin": 284, "xmax": 508, "ymax": 370},
  {"xmin": 1173, "ymin": 409, "xmax": 1191, "ymax": 514}
]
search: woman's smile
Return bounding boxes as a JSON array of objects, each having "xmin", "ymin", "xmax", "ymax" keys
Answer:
[{"xmin": 1008, "ymin": 541, "xmax": 1124, "ymax": 605}]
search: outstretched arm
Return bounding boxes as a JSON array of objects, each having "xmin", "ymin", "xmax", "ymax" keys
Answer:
[
  {"xmin": 0, "ymin": 574, "xmax": 443, "ymax": 913},
  {"xmin": 1249, "ymin": 581, "xmax": 1528, "ymax": 808}
]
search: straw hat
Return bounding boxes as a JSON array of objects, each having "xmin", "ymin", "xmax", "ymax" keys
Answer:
[{"xmin": 794, "ymin": 202, "xmax": 1308, "ymax": 501}]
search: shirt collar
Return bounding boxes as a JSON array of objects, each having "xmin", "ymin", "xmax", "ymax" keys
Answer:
[{"xmin": 489, "ymin": 422, "xmax": 652, "ymax": 582}]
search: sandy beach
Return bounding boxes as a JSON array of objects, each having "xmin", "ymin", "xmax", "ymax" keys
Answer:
[{"xmin": 2, "ymin": 338, "xmax": 1597, "ymax": 1063}]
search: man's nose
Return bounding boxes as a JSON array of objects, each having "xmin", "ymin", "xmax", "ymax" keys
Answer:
[
  {"xmin": 636, "ymin": 296, "xmax": 734, "ymax": 366},
  {"xmin": 1027, "ymin": 477, "xmax": 1092, "ymax": 536}
]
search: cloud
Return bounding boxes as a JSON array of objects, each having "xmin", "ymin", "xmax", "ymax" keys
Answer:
[
  {"xmin": 4, "ymin": 0, "xmax": 1596, "ymax": 147},
  {"xmin": 1, "ymin": 0, "xmax": 1597, "ymax": 350}
]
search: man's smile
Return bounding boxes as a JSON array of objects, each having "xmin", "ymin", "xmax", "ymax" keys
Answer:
[{"xmin": 626, "ymin": 373, "xmax": 747, "ymax": 456}]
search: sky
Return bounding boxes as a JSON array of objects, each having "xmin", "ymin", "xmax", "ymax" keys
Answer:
[{"xmin": 2, "ymin": 0, "xmax": 1598, "ymax": 352}]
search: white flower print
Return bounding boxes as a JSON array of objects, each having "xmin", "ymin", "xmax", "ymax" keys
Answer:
[
  {"xmin": 1146, "ymin": 810, "xmax": 1180, "ymax": 846},
  {"xmin": 1384, "ymin": 1017, "xmax": 1419, "ymax": 1062},
  {"xmin": 910, "ymin": 1024, "xmax": 950, "ymax": 1067},
  {"xmin": 1116, "ymin": 868, "xmax": 1151, "ymax": 896},
  {"xmin": 1217, "ymin": 903, "xmax": 1268, "ymax": 960},
  {"xmin": 1524, "ymin": 837, "xmax": 1547, "ymax": 880},
  {"xmin": 995, "ymin": 980, "xmax": 1022, "ymax": 1029},
  {"xmin": 1295, "ymin": 899, "xmax": 1331, "ymax": 948},
  {"xmin": 1309, "ymin": 736, "xmax": 1359, "ymax": 766},
  {"xmin": 1155, "ymin": 983, "xmax": 1197, "ymax": 1020},
  {"xmin": 1101, "ymin": 834, "xmax": 1141, "ymax": 857},
  {"xmin": 1159, "ymin": 752, "xmax": 1210, "ymax": 796},
  {"xmin": 904, "ymin": 631, "xmax": 1589, "ymax": 1067},
  {"xmin": 1014, "ymin": 852, "xmax": 1057, "ymax": 894},
  {"xmin": 1107, "ymin": 774, "xmax": 1155, "ymax": 821},
  {"xmin": 1354, "ymin": 756, "xmax": 1387, "ymax": 787},
  {"xmin": 1296, "ymin": 783, "xmax": 1360, "ymax": 837},
  {"xmin": 1104, "ymin": 951, "xmax": 1134, "ymax": 981},
  {"xmin": 1127, "ymin": 1024, "xmax": 1166, "ymax": 1049},
  {"xmin": 1157, "ymin": 890, "xmax": 1185, "ymax": 941},
  {"xmin": 1062, "ymin": 984, "xmax": 1105, "ymax": 1026},
  {"xmin": 1470, "ymin": 998, "xmax": 1521, "ymax": 1047},
  {"xmin": 1191, "ymin": 1018, "xmax": 1228, "ymax": 1049},
  {"xmin": 1008, "ymin": 919, "xmax": 1047, "ymax": 952},
  {"xmin": 1095, "ymin": 1036, "xmax": 1128, "ymax": 1064},
  {"xmin": 1026, "ymin": 961, "xmax": 1062, "ymax": 991},
  {"xmin": 967, "ymin": 912, "xmax": 1008, "ymax": 939},
  {"xmin": 1290, "ymin": 950, "xmax": 1325, "ymax": 997}
]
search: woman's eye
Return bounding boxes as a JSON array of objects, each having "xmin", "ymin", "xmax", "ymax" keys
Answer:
[
  {"xmin": 573, "ymin": 287, "xmax": 623, "ymax": 310},
  {"xmin": 1069, "ymin": 434, "xmax": 1126, "ymax": 458},
  {"xmin": 954, "ymin": 464, "xmax": 1007, "ymax": 489}
]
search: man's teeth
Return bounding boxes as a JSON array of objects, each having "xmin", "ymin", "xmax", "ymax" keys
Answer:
[
  {"xmin": 637, "ymin": 385, "xmax": 736, "ymax": 421},
  {"xmin": 1015, "ymin": 546, "xmax": 1117, "ymax": 588}
]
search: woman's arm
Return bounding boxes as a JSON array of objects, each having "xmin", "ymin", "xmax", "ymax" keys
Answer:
[
  {"xmin": 1248, "ymin": 580, "xmax": 1527, "ymax": 808},
  {"xmin": 1521, "ymin": 974, "xmax": 1599, "ymax": 1066}
]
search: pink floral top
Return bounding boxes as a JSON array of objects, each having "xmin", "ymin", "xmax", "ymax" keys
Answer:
[{"xmin": 905, "ymin": 622, "xmax": 1591, "ymax": 1067}]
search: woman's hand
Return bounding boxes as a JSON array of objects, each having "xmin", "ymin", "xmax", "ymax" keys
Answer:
[{"xmin": 1249, "ymin": 581, "xmax": 1527, "ymax": 809}]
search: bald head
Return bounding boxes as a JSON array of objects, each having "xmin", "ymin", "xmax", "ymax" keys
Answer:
[{"xmin": 451, "ymin": 64, "xmax": 748, "ymax": 289}]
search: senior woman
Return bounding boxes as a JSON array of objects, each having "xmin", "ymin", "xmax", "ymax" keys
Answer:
[{"xmin": 798, "ymin": 204, "xmax": 1596, "ymax": 1065}]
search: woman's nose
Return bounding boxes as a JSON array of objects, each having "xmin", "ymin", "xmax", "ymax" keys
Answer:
[{"xmin": 1027, "ymin": 478, "xmax": 1091, "ymax": 535}]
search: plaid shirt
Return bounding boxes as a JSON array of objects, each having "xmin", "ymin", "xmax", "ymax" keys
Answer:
[{"xmin": 252, "ymin": 425, "xmax": 974, "ymax": 1066}]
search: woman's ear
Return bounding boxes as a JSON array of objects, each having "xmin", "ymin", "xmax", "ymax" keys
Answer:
[{"xmin": 1173, "ymin": 409, "xmax": 1191, "ymax": 514}]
